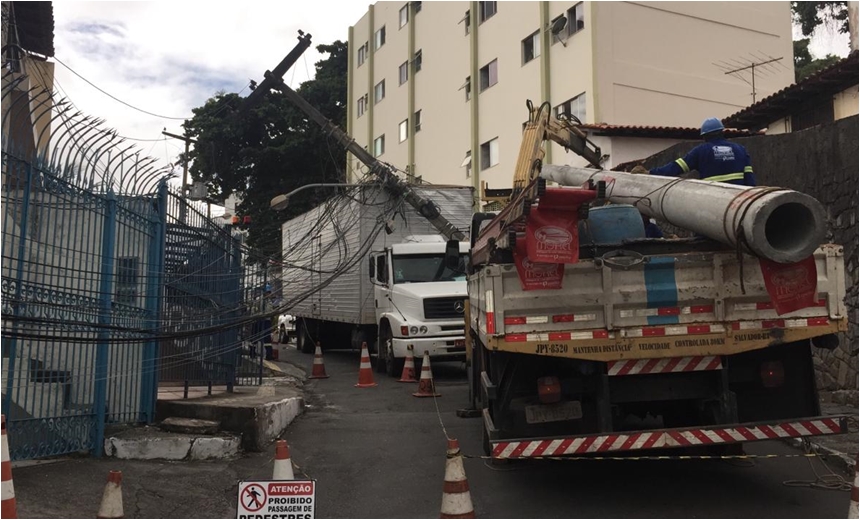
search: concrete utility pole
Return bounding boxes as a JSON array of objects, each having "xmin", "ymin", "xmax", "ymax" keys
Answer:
[
  {"xmin": 849, "ymin": 1, "xmax": 859, "ymax": 52},
  {"xmin": 162, "ymin": 126, "xmax": 196, "ymax": 221}
]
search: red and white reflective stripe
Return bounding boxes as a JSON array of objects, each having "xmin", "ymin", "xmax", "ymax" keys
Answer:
[
  {"xmin": 491, "ymin": 418, "xmax": 844, "ymax": 458},
  {"xmin": 619, "ymin": 305, "xmax": 713, "ymax": 318},
  {"xmin": 1, "ymin": 415, "xmax": 16, "ymax": 519},
  {"xmin": 504, "ymin": 313, "xmax": 597, "ymax": 326},
  {"xmin": 733, "ymin": 299, "xmax": 826, "ymax": 312},
  {"xmin": 485, "ymin": 290, "xmax": 495, "ymax": 335},
  {"xmin": 505, "ymin": 330, "xmax": 611, "ymax": 343},
  {"xmin": 623, "ymin": 324, "xmax": 725, "ymax": 338},
  {"xmin": 732, "ymin": 317, "xmax": 830, "ymax": 330},
  {"xmin": 607, "ymin": 356, "xmax": 722, "ymax": 376}
]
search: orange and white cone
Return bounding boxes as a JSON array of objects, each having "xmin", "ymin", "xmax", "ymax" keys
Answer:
[
  {"xmin": 849, "ymin": 468, "xmax": 858, "ymax": 519},
  {"xmin": 309, "ymin": 343, "xmax": 329, "ymax": 379},
  {"xmin": 96, "ymin": 470, "xmax": 123, "ymax": 519},
  {"xmin": 398, "ymin": 345, "xmax": 418, "ymax": 383},
  {"xmin": 1, "ymin": 415, "xmax": 16, "ymax": 519},
  {"xmin": 355, "ymin": 342, "xmax": 378, "ymax": 388},
  {"xmin": 413, "ymin": 352, "xmax": 441, "ymax": 397},
  {"xmin": 440, "ymin": 439, "xmax": 475, "ymax": 519},
  {"xmin": 273, "ymin": 439, "xmax": 295, "ymax": 480}
]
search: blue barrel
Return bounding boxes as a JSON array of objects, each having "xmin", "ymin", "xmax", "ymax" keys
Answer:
[{"xmin": 579, "ymin": 204, "xmax": 645, "ymax": 244}]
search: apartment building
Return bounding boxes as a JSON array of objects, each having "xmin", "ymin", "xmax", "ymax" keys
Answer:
[{"xmin": 346, "ymin": 1, "xmax": 794, "ymax": 197}]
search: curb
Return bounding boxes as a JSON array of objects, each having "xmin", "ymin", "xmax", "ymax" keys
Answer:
[{"xmin": 784, "ymin": 437, "xmax": 857, "ymax": 475}]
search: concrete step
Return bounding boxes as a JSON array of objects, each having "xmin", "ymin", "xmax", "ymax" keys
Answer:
[
  {"xmin": 104, "ymin": 427, "xmax": 241, "ymax": 461},
  {"xmin": 159, "ymin": 417, "xmax": 221, "ymax": 435}
]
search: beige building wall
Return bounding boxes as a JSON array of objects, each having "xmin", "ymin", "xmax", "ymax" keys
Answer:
[
  {"xmin": 347, "ymin": 1, "xmax": 795, "ymax": 194},
  {"xmin": 833, "ymin": 85, "xmax": 860, "ymax": 120}
]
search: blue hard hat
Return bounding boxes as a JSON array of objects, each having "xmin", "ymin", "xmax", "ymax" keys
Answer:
[{"xmin": 700, "ymin": 117, "xmax": 725, "ymax": 136}]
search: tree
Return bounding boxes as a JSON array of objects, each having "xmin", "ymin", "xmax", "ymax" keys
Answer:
[
  {"xmin": 793, "ymin": 38, "xmax": 842, "ymax": 81},
  {"xmin": 791, "ymin": 1, "xmax": 849, "ymax": 37},
  {"xmin": 182, "ymin": 41, "xmax": 349, "ymax": 263}
]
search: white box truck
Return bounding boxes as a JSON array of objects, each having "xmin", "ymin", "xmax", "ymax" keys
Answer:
[{"xmin": 280, "ymin": 184, "xmax": 473, "ymax": 376}]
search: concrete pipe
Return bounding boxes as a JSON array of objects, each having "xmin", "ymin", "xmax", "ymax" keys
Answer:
[{"xmin": 540, "ymin": 164, "xmax": 827, "ymax": 264}]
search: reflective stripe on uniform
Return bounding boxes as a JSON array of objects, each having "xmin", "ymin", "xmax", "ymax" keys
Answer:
[
  {"xmin": 743, "ymin": 166, "xmax": 753, "ymax": 173},
  {"xmin": 675, "ymin": 158, "xmax": 690, "ymax": 173},
  {"xmin": 705, "ymin": 172, "xmax": 745, "ymax": 183}
]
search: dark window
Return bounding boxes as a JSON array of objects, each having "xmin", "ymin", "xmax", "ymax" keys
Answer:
[
  {"xmin": 480, "ymin": 138, "xmax": 499, "ymax": 170},
  {"xmin": 399, "ymin": 5, "xmax": 409, "ymax": 28},
  {"xmin": 463, "ymin": 10, "xmax": 471, "ymax": 35},
  {"xmin": 413, "ymin": 49, "xmax": 422, "ymax": 73},
  {"xmin": 479, "ymin": 59, "xmax": 498, "ymax": 91},
  {"xmin": 568, "ymin": 3, "xmax": 585, "ymax": 36},
  {"xmin": 399, "ymin": 61, "xmax": 408, "ymax": 85},
  {"xmin": 479, "ymin": 1, "xmax": 497, "ymax": 23},
  {"xmin": 375, "ymin": 26, "xmax": 386, "ymax": 50},
  {"xmin": 414, "ymin": 110, "xmax": 422, "ymax": 132},
  {"xmin": 413, "ymin": 1, "xmax": 422, "ymax": 13},
  {"xmin": 555, "ymin": 92, "xmax": 586, "ymax": 123},
  {"xmin": 522, "ymin": 30, "xmax": 540, "ymax": 64},
  {"xmin": 392, "ymin": 254, "xmax": 468, "ymax": 284},
  {"xmin": 357, "ymin": 42, "xmax": 369, "ymax": 66},
  {"xmin": 791, "ymin": 100, "xmax": 834, "ymax": 131}
]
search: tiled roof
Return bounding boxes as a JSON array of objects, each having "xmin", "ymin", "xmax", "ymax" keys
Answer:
[
  {"xmin": 579, "ymin": 123, "xmax": 761, "ymax": 140},
  {"xmin": 722, "ymin": 51, "xmax": 858, "ymax": 130}
]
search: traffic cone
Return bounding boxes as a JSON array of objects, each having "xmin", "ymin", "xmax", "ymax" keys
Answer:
[
  {"xmin": 96, "ymin": 470, "xmax": 123, "ymax": 519},
  {"xmin": 273, "ymin": 439, "xmax": 295, "ymax": 480},
  {"xmin": 1, "ymin": 415, "xmax": 16, "ymax": 519},
  {"xmin": 355, "ymin": 342, "xmax": 378, "ymax": 388},
  {"xmin": 849, "ymin": 468, "xmax": 858, "ymax": 519},
  {"xmin": 413, "ymin": 351, "xmax": 441, "ymax": 397},
  {"xmin": 308, "ymin": 342, "xmax": 329, "ymax": 379},
  {"xmin": 398, "ymin": 345, "xmax": 418, "ymax": 383},
  {"xmin": 440, "ymin": 439, "xmax": 475, "ymax": 519}
]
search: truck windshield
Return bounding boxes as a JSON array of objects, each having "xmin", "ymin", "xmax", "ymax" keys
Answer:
[{"xmin": 392, "ymin": 254, "xmax": 468, "ymax": 284}]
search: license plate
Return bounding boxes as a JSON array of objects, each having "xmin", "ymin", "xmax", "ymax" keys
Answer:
[{"xmin": 525, "ymin": 401, "xmax": 583, "ymax": 424}]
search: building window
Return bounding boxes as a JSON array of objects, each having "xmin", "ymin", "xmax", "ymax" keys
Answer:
[
  {"xmin": 116, "ymin": 257, "xmax": 139, "ymax": 305},
  {"xmin": 399, "ymin": 120, "xmax": 409, "ymax": 142},
  {"xmin": 463, "ymin": 10, "xmax": 471, "ymax": 35},
  {"xmin": 568, "ymin": 3, "xmax": 585, "ymax": 37},
  {"xmin": 479, "ymin": 59, "xmax": 498, "ymax": 92},
  {"xmin": 413, "ymin": 49, "xmax": 422, "ymax": 73},
  {"xmin": 357, "ymin": 42, "xmax": 369, "ymax": 66},
  {"xmin": 374, "ymin": 135, "xmax": 385, "ymax": 157},
  {"xmin": 479, "ymin": 1, "xmax": 497, "ymax": 23},
  {"xmin": 399, "ymin": 61, "xmax": 409, "ymax": 85},
  {"xmin": 462, "ymin": 77, "xmax": 471, "ymax": 101},
  {"xmin": 480, "ymin": 138, "xmax": 499, "ymax": 170},
  {"xmin": 400, "ymin": 5, "xmax": 409, "ymax": 28},
  {"xmin": 374, "ymin": 80, "xmax": 386, "ymax": 104},
  {"xmin": 522, "ymin": 31, "xmax": 540, "ymax": 64},
  {"xmin": 375, "ymin": 26, "xmax": 386, "ymax": 50},
  {"xmin": 555, "ymin": 92, "xmax": 586, "ymax": 123},
  {"xmin": 413, "ymin": 1, "xmax": 422, "ymax": 13},
  {"xmin": 461, "ymin": 151, "xmax": 472, "ymax": 178},
  {"xmin": 357, "ymin": 94, "xmax": 368, "ymax": 117},
  {"xmin": 413, "ymin": 110, "xmax": 422, "ymax": 133}
]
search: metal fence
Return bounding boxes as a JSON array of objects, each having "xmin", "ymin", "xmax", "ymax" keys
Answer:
[{"xmin": 1, "ymin": 74, "xmax": 263, "ymax": 460}]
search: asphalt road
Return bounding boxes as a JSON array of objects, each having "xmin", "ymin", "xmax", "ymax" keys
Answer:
[
  {"xmin": 10, "ymin": 343, "xmax": 853, "ymax": 519},
  {"xmin": 276, "ymin": 345, "xmax": 854, "ymax": 519}
]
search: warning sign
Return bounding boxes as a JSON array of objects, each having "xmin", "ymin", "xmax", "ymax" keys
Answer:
[{"xmin": 237, "ymin": 480, "xmax": 315, "ymax": 519}]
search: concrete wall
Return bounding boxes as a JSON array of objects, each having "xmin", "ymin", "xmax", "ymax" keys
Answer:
[{"xmin": 639, "ymin": 116, "xmax": 859, "ymax": 402}]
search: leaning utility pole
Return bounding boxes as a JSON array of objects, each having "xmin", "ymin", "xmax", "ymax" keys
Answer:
[
  {"xmin": 162, "ymin": 127, "xmax": 196, "ymax": 221},
  {"xmin": 242, "ymin": 32, "xmax": 466, "ymax": 241}
]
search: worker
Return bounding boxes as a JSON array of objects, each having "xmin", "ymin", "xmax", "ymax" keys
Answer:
[{"xmin": 649, "ymin": 118, "xmax": 756, "ymax": 186}]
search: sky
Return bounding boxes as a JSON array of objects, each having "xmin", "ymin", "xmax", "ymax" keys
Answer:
[
  {"xmin": 50, "ymin": 1, "xmax": 370, "ymax": 180},
  {"xmin": 48, "ymin": 2, "xmax": 852, "ymax": 186}
]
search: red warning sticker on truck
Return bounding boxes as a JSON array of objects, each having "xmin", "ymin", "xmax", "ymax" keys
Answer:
[
  {"xmin": 514, "ymin": 237, "xmax": 563, "ymax": 291},
  {"xmin": 759, "ymin": 255, "xmax": 818, "ymax": 315}
]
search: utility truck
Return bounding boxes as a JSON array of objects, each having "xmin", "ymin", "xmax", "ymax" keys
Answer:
[
  {"xmin": 280, "ymin": 185, "xmax": 473, "ymax": 376},
  {"xmin": 449, "ymin": 102, "xmax": 849, "ymax": 457}
]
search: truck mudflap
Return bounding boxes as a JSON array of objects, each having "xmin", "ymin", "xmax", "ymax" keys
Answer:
[{"xmin": 486, "ymin": 412, "xmax": 848, "ymax": 459}]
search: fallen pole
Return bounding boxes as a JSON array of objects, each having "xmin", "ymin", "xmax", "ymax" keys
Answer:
[{"xmin": 540, "ymin": 164, "xmax": 827, "ymax": 263}]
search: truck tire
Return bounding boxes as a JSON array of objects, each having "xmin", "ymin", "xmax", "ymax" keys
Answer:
[
  {"xmin": 375, "ymin": 326, "xmax": 389, "ymax": 373},
  {"xmin": 297, "ymin": 319, "xmax": 314, "ymax": 354},
  {"xmin": 377, "ymin": 326, "xmax": 405, "ymax": 377}
]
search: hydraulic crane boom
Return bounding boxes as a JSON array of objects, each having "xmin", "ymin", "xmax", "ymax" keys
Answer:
[{"xmin": 243, "ymin": 32, "xmax": 466, "ymax": 242}]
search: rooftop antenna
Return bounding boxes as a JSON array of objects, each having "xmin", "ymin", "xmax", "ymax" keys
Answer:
[{"xmin": 714, "ymin": 52, "xmax": 788, "ymax": 104}]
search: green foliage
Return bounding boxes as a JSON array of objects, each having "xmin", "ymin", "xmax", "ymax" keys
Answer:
[
  {"xmin": 791, "ymin": 1, "xmax": 849, "ymax": 37},
  {"xmin": 793, "ymin": 38, "xmax": 842, "ymax": 81},
  {"xmin": 182, "ymin": 41, "xmax": 349, "ymax": 263}
]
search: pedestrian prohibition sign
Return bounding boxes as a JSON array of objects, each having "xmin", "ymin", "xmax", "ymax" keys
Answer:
[{"xmin": 237, "ymin": 480, "xmax": 316, "ymax": 519}]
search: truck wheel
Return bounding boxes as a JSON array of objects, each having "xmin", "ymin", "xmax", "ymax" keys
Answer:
[
  {"xmin": 297, "ymin": 320, "xmax": 314, "ymax": 354},
  {"xmin": 375, "ymin": 327, "xmax": 389, "ymax": 373}
]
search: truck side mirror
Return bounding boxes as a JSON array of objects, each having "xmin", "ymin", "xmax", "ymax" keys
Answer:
[{"xmin": 445, "ymin": 239, "xmax": 460, "ymax": 270}]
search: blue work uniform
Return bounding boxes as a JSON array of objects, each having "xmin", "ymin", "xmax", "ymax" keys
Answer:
[{"xmin": 650, "ymin": 139, "xmax": 756, "ymax": 186}]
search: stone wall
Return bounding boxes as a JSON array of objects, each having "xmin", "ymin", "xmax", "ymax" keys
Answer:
[{"xmin": 637, "ymin": 116, "xmax": 859, "ymax": 404}]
